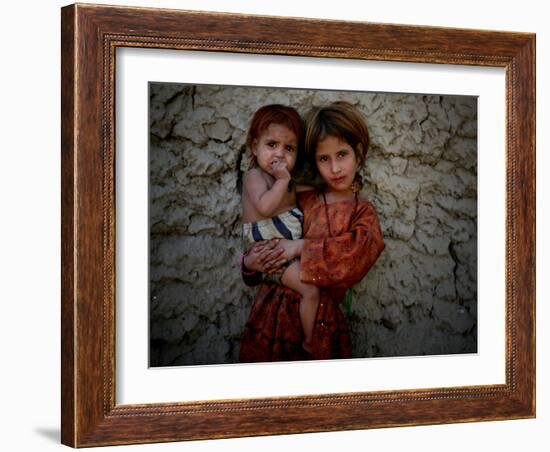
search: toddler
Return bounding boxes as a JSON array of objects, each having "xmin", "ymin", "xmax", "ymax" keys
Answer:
[{"xmin": 241, "ymin": 104, "xmax": 319, "ymax": 353}]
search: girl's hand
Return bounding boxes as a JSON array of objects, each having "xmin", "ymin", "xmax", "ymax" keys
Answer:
[
  {"xmin": 244, "ymin": 240, "xmax": 285, "ymax": 273},
  {"xmin": 277, "ymin": 239, "xmax": 304, "ymax": 261}
]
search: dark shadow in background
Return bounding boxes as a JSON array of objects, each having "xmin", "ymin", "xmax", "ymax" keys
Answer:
[{"xmin": 34, "ymin": 427, "xmax": 60, "ymax": 443}]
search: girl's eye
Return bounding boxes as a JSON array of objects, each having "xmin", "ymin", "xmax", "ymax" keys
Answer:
[
  {"xmin": 338, "ymin": 150, "xmax": 348, "ymax": 158},
  {"xmin": 268, "ymin": 142, "xmax": 276, "ymax": 148},
  {"xmin": 286, "ymin": 146, "xmax": 294, "ymax": 152},
  {"xmin": 318, "ymin": 156, "xmax": 328, "ymax": 162}
]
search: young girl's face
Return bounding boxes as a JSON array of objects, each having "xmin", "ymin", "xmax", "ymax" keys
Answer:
[
  {"xmin": 252, "ymin": 123, "xmax": 298, "ymax": 176},
  {"xmin": 315, "ymin": 135, "xmax": 358, "ymax": 195}
]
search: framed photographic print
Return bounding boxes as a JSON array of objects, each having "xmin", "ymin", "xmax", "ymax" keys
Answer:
[
  {"xmin": 61, "ymin": 3, "xmax": 535, "ymax": 447},
  {"xmin": 146, "ymin": 82, "xmax": 479, "ymax": 369}
]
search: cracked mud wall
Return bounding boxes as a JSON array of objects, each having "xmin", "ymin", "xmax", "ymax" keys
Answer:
[{"xmin": 149, "ymin": 83, "xmax": 477, "ymax": 366}]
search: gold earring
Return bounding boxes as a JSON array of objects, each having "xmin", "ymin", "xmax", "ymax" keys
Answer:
[{"xmin": 351, "ymin": 173, "xmax": 363, "ymax": 193}]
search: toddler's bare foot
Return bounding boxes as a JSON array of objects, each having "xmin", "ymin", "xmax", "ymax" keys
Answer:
[{"xmin": 302, "ymin": 340, "xmax": 312, "ymax": 354}]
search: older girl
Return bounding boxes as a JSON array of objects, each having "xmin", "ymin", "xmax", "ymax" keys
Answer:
[{"xmin": 239, "ymin": 101, "xmax": 385, "ymax": 361}]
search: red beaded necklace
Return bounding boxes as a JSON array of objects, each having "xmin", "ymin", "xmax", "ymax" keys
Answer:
[{"xmin": 321, "ymin": 191, "xmax": 358, "ymax": 237}]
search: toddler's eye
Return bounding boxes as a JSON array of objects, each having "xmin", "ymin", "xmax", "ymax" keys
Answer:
[{"xmin": 286, "ymin": 146, "xmax": 294, "ymax": 152}]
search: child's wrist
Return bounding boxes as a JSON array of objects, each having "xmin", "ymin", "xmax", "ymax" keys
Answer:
[
  {"xmin": 274, "ymin": 175, "xmax": 290, "ymax": 185},
  {"xmin": 239, "ymin": 251, "xmax": 257, "ymax": 275}
]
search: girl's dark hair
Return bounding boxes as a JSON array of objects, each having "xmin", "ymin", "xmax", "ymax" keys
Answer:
[
  {"xmin": 245, "ymin": 104, "xmax": 304, "ymax": 167},
  {"xmin": 304, "ymin": 101, "xmax": 370, "ymax": 168}
]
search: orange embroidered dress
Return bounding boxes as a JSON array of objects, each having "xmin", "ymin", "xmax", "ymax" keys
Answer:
[{"xmin": 239, "ymin": 190, "xmax": 385, "ymax": 362}]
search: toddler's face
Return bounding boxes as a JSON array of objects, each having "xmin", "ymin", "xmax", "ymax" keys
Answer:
[{"xmin": 252, "ymin": 124, "xmax": 298, "ymax": 176}]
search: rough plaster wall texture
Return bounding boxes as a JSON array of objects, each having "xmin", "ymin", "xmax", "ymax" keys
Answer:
[{"xmin": 149, "ymin": 83, "xmax": 478, "ymax": 366}]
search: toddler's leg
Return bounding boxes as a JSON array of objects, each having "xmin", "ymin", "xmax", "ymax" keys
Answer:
[{"xmin": 281, "ymin": 261, "xmax": 320, "ymax": 352}]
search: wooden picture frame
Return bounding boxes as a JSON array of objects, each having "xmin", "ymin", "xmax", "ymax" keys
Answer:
[{"xmin": 61, "ymin": 3, "xmax": 535, "ymax": 447}]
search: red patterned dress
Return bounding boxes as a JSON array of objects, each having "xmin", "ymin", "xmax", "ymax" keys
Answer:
[{"xmin": 239, "ymin": 189, "xmax": 385, "ymax": 362}]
